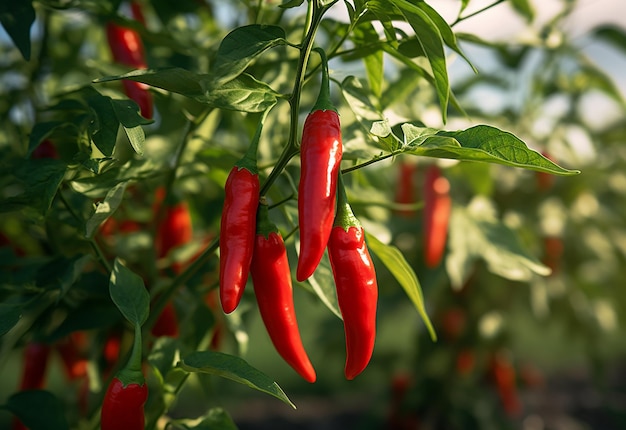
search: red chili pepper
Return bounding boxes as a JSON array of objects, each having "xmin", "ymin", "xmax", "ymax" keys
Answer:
[
  {"xmin": 106, "ymin": 4, "xmax": 153, "ymax": 119},
  {"xmin": 101, "ymin": 378, "xmax": 148, "ymax": 430},
  {"xmin": 56, "ymin": 333, "xmax": 88, "ymax": 381},
  {"xmin": 31, "ymin": 139, "xmax": 58, "ymax": 159},
  {"xmin": 455, "ymin": 348, "xmax": 475, "ymax": 376},
  {"xmin": 543, "ymin": 236, "xmax": 563, "ymax": 275},
  {"xmin": 101, "ymin": 323, "xmax": 147, "ymax": 430},
  {"xmin": 219, "ymin": 112, "xmax": 268, "ymax": 314},
  {"xmin": 423, "ymin": 165, "xmax": 451, "ymax": 268},
  {"xmin": 296, "ymin": 49, "xmax": 342, "ymax": 282},
  {"xmin": 394, "ymin": 161, "xmax": 418, "ymax": 218},
  {"xmin": 440, "ymin": 307, "xmax": 466, "ymax": 341},
  {"xmin": 151, "ymin": 301, "xmax": 179, "ymax": 338},
  {"xmin": 156, "ymin": 203, "xmax": 192, "ymax": 257},
  {"xmin": 489, "ymin": 351, "xmax": 522, "ymax": 417},
  {"xmin": 18, "ymin": 342, "xmax": 51, "ymax": 390},
  {"xmin": 12, "ymin": 343, "xmax": 51, "ymax": 430},
  {"xmin": 328, "ymin": 174, "xmax": 378, "ymax": 380},
  {"xmin": 250, "ymin": 203, "xmax": 316, "ymax": 382}
]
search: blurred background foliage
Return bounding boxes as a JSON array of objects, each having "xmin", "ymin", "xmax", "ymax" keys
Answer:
[{"xmin": 1, "ymin": 0, "xmax": 626, "ymax": 429}]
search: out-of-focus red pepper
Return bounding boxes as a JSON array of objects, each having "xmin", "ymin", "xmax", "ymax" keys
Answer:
[
  {"xmin": 490, "ymin": 351, "xmax": 522, "ymax": 417},
  {"xmin": 12, "ymin": 343, "xmax": 52, "ymax": 430},
  {"xmin": 394, "ymin": 161, "xmax": 418, "ymax": 218},
  {"xmin": 106, "ymin": 4, "xmax": 153, "ymax": 119},
  {"xmin": 423, "ymin": 165, "xmax": 451, "ymax": 268}
]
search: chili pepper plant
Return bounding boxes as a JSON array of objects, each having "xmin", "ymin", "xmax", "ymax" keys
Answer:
[{"xmin": 2, "ymin": 0, "xmax": 625, "ymax": 429}]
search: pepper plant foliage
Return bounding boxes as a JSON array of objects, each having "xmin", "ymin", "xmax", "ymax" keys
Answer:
[{"xmin": 0, "ymin": 0, "xmax": 593, "ymax": 428}]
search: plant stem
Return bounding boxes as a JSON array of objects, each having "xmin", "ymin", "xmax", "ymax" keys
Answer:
[
  {"xmin": 340, "ymin": 151, "xmax": 397, "ymax": 174},
  {"xmin": 452, "ymin": 0, "xmax": 507, "ymax": 27},
  {"xmin": 259, "ymin": 0, "xmax": 333, "ymax": 195},
  {"xmin": 58, "ymin": 191, "xmax": 113, "ymax": 273}
]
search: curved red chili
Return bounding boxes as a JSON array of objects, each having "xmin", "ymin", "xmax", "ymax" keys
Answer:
[
  {"xmin": 101, "ymin": 378, "xmax": 148, "ymax": 430},
  {"xmin": 250, "ymin": 204, "xmax": 316, "ymax": 382},
  {"xmin": 219, "ymin": 167, "xmax": 259, "ymax": 314},
  {"xmin": 423, "ymin": 165, "xmax": 451, "ymax": 268},
  {"xmin": 296, "ymin": 50, "xmax": 342, "ymax": 282},
  {"xmin": 328, "ymin": 175, "xmax": 378, "ymax": 380},
  {"xmin": 219, "ymin": 112, "xmax": 269, "ymax": 314},
  {"xmin": 106, "ymin": 5, "xmax": 153, "ymax": 119}
]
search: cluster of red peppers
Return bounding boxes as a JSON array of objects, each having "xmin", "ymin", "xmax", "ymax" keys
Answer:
[{"xmin": 218, "ymin": 49, "xmax": 378, "ymax": 381}]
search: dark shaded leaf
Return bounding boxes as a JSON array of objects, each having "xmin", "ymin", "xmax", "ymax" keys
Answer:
[{"xmin": 178, "ymin": 351, "xmax": 296, "ymax": 408}]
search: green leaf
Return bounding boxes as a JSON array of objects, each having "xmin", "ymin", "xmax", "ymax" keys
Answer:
[
  {"xmin": 279, "ymin": 0, "xmax": 305, "ymax": 8},
  {"xmin": 365, "ymin": 232, "xmax": 436, "ymax": 341},
  {"xmin": 85, "ymin": 181, "xmax": 128, "ymax": 238},
  {"xmin": 0, "ymin": 159, "xmax": 66, "ymax": 217},
  {"xmin": 6, "ymin": 390, "xmax": 69, "ymax": 430},
  {"xmin": 510, "ymin": 0, "xmax": 534, "ymax": 22},
  {"xmin": 375, "ymin": 123, "xmax": 579, "ymax": 175},
  {"xmin": 27, "ymin": 121, "xmax": 64, "ymax": 157},
  {"xmin": 206, "ymin": 74, "xmax": 279, "ymax": 112},
  {"xmin": 178, "ymin": 351, "xmax": 296, "ymax": 409},
  {"xmin": 148, "ymin": 337, "xmax": 180, "ymax": 381},
  {"xmin": 594, "ymin": 25, "xmax": 626, "ymax": 54},
  {"xmin": 122, "ymin": 125, "xmax": 146, "ymax": 155},
  {"xmin": 212, "ymin": 25, "xmax": 286, "ymax": 86},
  {"xmin": 86, "ymin": 94, "xmax": 120, "ymax": 157},
  {"xmin": 414, "ymin": 1, "xmax": 476, "ymax": 71},
  {"xmin": 386, "ymin": 0, "xmax": 450, "ymax": 122},
  {"xmin": 0, "ymin": 1, "xmax": 35, "ymax": 61},
  {"xmin": 35, "ymin": 255, "xmax": 92, "ymax": 298},
  {"xmin": 95, "ymin": 69, "xmax": 279, "ymax": 112},
  {"xmin": 301, "ymin": 245, "xmax": 342, "ymax": 319},
  {"xmin": 447, "ymin": 198, "xmax": 551, "ymax": 288},
  {"xmin": 109, "ymin": 259, "xmax": 150, "ymax": 326},
  {"xmin": 341, "ymin": 76, "xmax": 385, "ymax": 144},
  {"xmin": 110, "ymin": 99, "xmax": 152, "ymax": 154},
  {"xmin": 95, "ymin": 68, "xmax": 206, "ymax": 98},
  {"xmin": 0, "ymin": 304, "xmax": 22, "ymax": 336},
  {"xmin": 171, "ymin": 408, "xmax": 237, "ymax": 430}
]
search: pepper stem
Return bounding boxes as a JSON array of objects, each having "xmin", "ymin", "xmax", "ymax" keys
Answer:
[
  {"xmin": 117, "ymin": 323, "xmax": 145, "ymax": 386},
  {"xmin": 236, "ymin": 106, "xmax": 273, "ymax": 175},
  {"xmin": 256, "ymin": 198, "xmax": 279, "ymax": 239},
  {"xmin": 334, "ymin": 173, "xmax": 360, "ymax": 230},
  {"xmin": 311, "ymin": 47, "xmax": 336, "ymax": 113}
]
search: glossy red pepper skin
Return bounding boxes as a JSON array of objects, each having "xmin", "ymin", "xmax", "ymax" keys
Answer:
[
  {"xmin": 101, "ymin": 378, "xmax": 148, "ymax": 430},
  {"xmin": 219, "ymin": 167, "xmax": 259, "ymax": 313},
  {"xmin": 328, "ymin": 225, "xmax": 378, "ymax": 380},
  {"xmin": 423, "ymin": 166, "xmax": 451, "ymax": 268},
  {"xmin": 250, "ymin": 231, "xmax": 316, "ymax": 383},
  {"xmin": 296, "ymin": 109, "xmax": 342, "ymax": 281},
  {"xmin": 106, "ymin": 16, "xmax": 153, "ymax": 119}
]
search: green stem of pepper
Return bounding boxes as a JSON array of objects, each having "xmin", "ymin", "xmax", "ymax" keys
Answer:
[
  {"xmin": 260, "ymin": 1, "xmax": 333, "ymax": 195},
  {"xmin": 116, "ymin": 323, "xmax": 144, "ymax": 386},
  {"xmin": 334, "ymin": 173, "xmax": 360, "ymax": 230}
]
